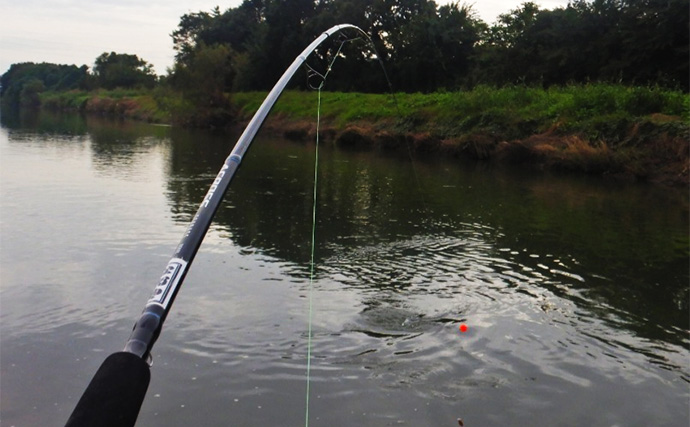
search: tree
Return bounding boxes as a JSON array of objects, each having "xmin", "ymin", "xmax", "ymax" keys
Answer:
[
  {"xmin": 490, "ymin": 1, "xmax": 540, "ymax": 48},
  {"xmin": 615, "ymin": 0, "xmax": 689, "ymax": 89},
  {"xmin": 19, "ymin": 78, "xmax": 45, "ymax": 108},
  {"xmin": 171, "ymin": 10, "xmax": 216, "ymax": 65},
  {"xmin": 472, "ymin": 0, "xmax": 688, "ymax": 89},
  {"xmin": 1, "ymin": 62, "xmax": 89, "ymax": 110},
  {"xmin": 169, "ymin": 43, "xmax": 235, "ymax": 126},
  {"xmin": 93, "ymin": 52, "xmax": 157, "ymax": 89},
  {"xmin": 168, "ymin": 0, "xmax": 688, "ymax": 96},
  {"xmin": 392, "ymin": 2, "xmax": 483, "ymax": 91},
  {"xmin": 471, "ymin": 2, "xmax": 543, "ymax": 85}
]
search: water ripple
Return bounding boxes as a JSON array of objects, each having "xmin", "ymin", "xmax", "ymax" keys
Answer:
[{"xmin": 316, "ymin": 226, "xmax": 690, "ymax": 388}]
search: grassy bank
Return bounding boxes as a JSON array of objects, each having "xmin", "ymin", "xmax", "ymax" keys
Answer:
[
  {"xmin": 234, "ymin": 85, "xmax": 689, "ymax": 185},
  {"xmin": 234, "ymin": 85, "xmax": 688, "ymax": 139},
  {"xmin": 40, "ymin": 88, "xmax": 172, "ymax": 123},
  {"xmin": 35, "ymin": 84, "xmax": 689, "ymax": 185}
]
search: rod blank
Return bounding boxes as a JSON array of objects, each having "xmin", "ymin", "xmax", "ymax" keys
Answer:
[{"xmin": 65, "ymin": 24, "xmax": 368, "ymax": 427}]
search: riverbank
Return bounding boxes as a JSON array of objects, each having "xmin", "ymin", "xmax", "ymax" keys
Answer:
[
  {"xmin": 40, "ymin": 88, "xmax": 172, "ymax": 123},
  {"xmin": 234, "ymin": 87, "xmax": 689, "ymax": 186},
  {"xmin": 36, "ymin": 85, "xmax": 689, "ymax": 186}
]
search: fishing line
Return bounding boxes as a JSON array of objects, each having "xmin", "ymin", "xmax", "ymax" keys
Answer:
[
  {"xmin": 304, "ymin": 37, "xmax": 351, "ymax": 427},
  {"xmin": 302, "ymin": 31, "xmax": 427, "ymax": 426},
  {"xmin": 303, "ymin": 76, "xmax": 321, "ymax": 427}
]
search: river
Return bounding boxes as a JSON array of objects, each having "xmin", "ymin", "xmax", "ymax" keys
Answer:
[{"xmin": 1, "ymin": 110, "xmax": 688, "ymax": 426}]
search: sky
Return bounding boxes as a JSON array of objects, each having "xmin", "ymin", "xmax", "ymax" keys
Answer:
[{"xmin": 0, "ymin": 0, "xmax": 571, "ymax": 76}]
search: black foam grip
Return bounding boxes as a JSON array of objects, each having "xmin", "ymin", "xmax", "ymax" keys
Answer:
[{"xmin": 65, "ymin": 352, "xmax": 151, "ymax": 427}]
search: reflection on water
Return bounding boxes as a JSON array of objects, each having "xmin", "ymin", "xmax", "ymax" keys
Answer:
[{"xmin": 1, "ymin": 111, "xmax": 688, "ymax": 426}]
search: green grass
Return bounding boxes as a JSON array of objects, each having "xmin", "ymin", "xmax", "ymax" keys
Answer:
[
  {"xmin": 30, "ymin": 83, "xmax": 688, "ymax": 184},
  {"xmin": 232, "ymin": 84, "xmax": 688, "ymax": 184},
  {"xmin": 38, "ymin": 84, "xmax": 688, "ymax": 139},
  {"xmin": 232, "ymin": 84, "xmax": 689, "ymax": 141},
  {"xmin": 41, "ymin": 90, "xmax": 92, "ymax": 110},
  {"xmin": 39, "ymin": 88, "xmax": 172, "ymax": 123}
]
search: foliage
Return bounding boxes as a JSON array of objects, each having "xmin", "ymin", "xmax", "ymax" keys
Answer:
[
  {"xmin": 1, "ymin": 52, "xmax": 158, "ymax": 110},
  {"xmin": 473, "ymin": 0, "xmax": 689, "ymax": 89},
  {"xmin": 0, "ymin": 62, "xmax": 88, "ymax": 109},
  {"xmin": 40, "ymin": 90, "xmax": 92, "ymax": 111},
  {"xmin": 169, "ymin": 0, "xmax": 485, "ymax": 93},
  {"xmin": 39, "ymin": 88, "xmax": 171, "ymax": 122},
  {"xmin": 2, "ymin": 0, "xmax": 687, "ymax": 134},
  {"xmin": 169, "ymin": 0, "xmax": 688, "ymax": 94},
  {"xmin": 93, "ymin": 52, "xmax": 157, "ymax": 89},
  {"xmin": 168, "ymin": 43, "xmax": 235, "ymax": 126}
]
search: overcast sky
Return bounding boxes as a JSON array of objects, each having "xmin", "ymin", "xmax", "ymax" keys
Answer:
[{"xmin": 0, "ymin": 0, "xmax": 570, "ymax": 76}]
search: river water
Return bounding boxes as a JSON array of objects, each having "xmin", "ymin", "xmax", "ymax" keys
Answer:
[{"xmin": 1, "ymin": 110, "xmax": 688, "ymax": 426}]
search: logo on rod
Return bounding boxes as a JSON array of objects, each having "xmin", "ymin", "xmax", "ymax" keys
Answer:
[
  {"xmin": 147, "ymin": 258, "xmax": 188, "ymax": 308},
  {"xmin": 201, "ymin": 164, "xmax": 229, "ymax": 208}
]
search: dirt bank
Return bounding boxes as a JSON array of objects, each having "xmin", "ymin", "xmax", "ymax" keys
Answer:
[{"xmin": 256, "ymin": 115, "xmax": 689, "ymax": 187}]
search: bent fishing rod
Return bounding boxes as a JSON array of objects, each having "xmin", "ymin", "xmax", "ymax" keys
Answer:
[{"xmin": 65, "ymin": 24, "xmax": 368, "ymax": 427}]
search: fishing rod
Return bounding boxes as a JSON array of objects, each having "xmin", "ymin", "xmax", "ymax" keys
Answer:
[{"xmin": 65, "ymin": 23, "xmax": 369, "ymax": 427}]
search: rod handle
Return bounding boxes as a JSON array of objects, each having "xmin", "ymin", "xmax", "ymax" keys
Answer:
[{"xmin": 65, "ymin": 352, "xmax": 150, "ymax": 427}]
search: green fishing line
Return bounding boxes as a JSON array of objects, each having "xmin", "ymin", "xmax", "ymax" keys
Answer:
[
  {"xmin": 303, "ymin": 34, "xmax": 402, "ymax": 426},
  {"xmin": 304, "ymin": 82, "xmax": 321, "ymax": 427},
  {"xmin": 304, "ymin": 43, "xmax": 342, "ymax": 427}
]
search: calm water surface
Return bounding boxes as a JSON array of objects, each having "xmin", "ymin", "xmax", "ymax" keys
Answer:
[{"xmin": 1, "ymin": 111, "xmax": 688, "ymax": 426}]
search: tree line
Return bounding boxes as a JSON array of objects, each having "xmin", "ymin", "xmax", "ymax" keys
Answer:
[
  {"xmin": 2, "ymin": 0, "xmax": 687, "ymax": 112},
  {"xmin": 1, "ymin": 52, "xmax": 156, "ymax": 109},
  {"xmin": 170, "ymin": 0, "xmax": 688, "ymax": 94}
]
